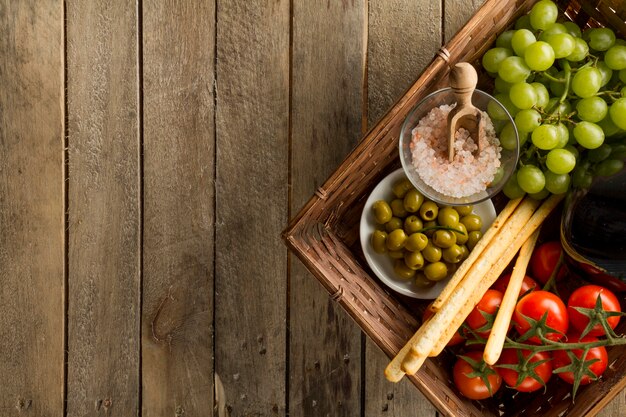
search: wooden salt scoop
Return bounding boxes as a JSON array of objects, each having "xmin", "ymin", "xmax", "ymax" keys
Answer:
[{"xmin": 447, "ymin": 62, "xmax": 482, "ymax": 162}]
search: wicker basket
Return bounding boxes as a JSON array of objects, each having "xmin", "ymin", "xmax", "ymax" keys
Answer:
[{"xmin": 282, "ymin": 1, "xmax": 626, "ymax": 416}]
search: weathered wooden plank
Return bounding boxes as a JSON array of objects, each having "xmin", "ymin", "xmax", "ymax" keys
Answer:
[
  {"xmin": 365, "ymin": 1, "xmax": 441, "ymax": 415},
  {"xmin": 214, "ymin": 1, "xmax": 289, "ymax": 415},
  {"xmin": 0, "ymin": 1, "xmax": 64, "ymax": 415},
  {"xmin": 367, "ymin": 0, "xmax": 442, "ymax": 127},
  {"xmin": 444, "ymin": 0, "xmax": 486, "ymax": 43},
  {"xmin": 65, "ymin": 1, "xmax": 140, "ymax": 415},
  {"xmin": 599, "ymin": 391, "xmax": 626, "ymax": 417},
  {"xmin": 141, "ymin": 1, "xmax": 215, "ymax": 416},
  {"xmin": 289, "ymin": 0, "xmax": 366, "ymax": 415}
]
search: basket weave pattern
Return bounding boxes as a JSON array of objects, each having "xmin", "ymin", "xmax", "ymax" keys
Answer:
[{"xmin": 283, "ymin": 1, "xmax": 626, "ymax": 416}]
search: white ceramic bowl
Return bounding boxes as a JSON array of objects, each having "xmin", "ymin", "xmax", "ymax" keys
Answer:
[{"xmin": 360, "ymin": 168, "xmax": 496, "ymax": 299}]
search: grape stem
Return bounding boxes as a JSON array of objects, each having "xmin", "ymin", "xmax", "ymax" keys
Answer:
[
  {"xmin": 545, "ymin": 61, "xmax": 572, "ymax": 117},
  {"xmin": 541, "ymin": 72, "xmax": 564, "ymax": 83}
]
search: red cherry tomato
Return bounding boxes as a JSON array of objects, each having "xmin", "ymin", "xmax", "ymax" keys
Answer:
[
  {"xmin": 466, "ymin": 289, "xmax": 503, "ymax": 337},
  {"xmin": 513, "ymin": 290, "xmax": 569, "ymax": 343},
  {"xmin": 530, "ymin": 241, "xmax": 567, "ymax": 284},
  {"xmin": 453, "ymin": 351, "xmax": 502, "ymax": 400},
  {"xmin": 423, "ymin": 304, "xmax": 464, "ymax": 346},
  {"xmin": 567, "ymin": 285, "xmax": 621, "ymax": 337},
  {"xmin": 552, "ymin": 335, "xmax": 608, "ymax": 385},
  {"xmin": 496, "ymin": 349, "xmax": 552, "ymax": 392},
  {"xmin": 491, "ymin": 273, "xmax": 539, "ymax": 297}
]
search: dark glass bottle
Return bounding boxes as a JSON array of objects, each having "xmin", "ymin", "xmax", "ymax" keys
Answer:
[{"xmin": 560, "ymin": 168, "xmax": 626, "ymax": 289}]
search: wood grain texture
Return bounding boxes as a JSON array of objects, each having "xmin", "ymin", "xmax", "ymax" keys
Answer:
[
  {"xmin": 289, "ymin": 0, "xmax": 366, "ymax": 415},
  {"xmin": 599, "ymin": 391, "xmax": 626, "ymax": 417},
  {"xmin": 364, "ymin": 1, "xmax": 441, "ymax": 415},
  {"xmin": 0, "ymin": 1, "xmax": 64, "ymax": 415},
  {"xmin": 214, "ymin": 1, "xmax": 289, "ymax": 415},
  {"xmin": 444, "ymin": 0, "xmax": 486, "ymax": 43},
  {"xmin": 65, "ymin": 1, "xmax": 140, "ymax": 415},
  {"xmin": 142, "ymin": 1, "xmax": 215, "ymax": 416},
  {"xmin": 367, "ymin": 0, "xmax": 442, "ymax": 127}
]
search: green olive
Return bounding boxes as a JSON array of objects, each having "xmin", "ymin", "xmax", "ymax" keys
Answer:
[
  {"xmin": 452, "ymin": 223, "xmax": 468, "ymax": 245},
  {"xmin": 391, "ymin": 199, "xmax": 407, "ymax": 218},
  {"xmin": 459, "ymin": 244, "xmax": 469, "ymax": 260},
  {"xmin": 442, "ymin": 244, "xmax": 464, "ymax": 264},
  {"xmin": 372, "ymin": 200, "xmax": 393, "ymax": 224},
  {"xmin": 388, "ymin": 250, "xmax": 405, "ymax": 259},
  {"xmin": 403, "ymin": 189, "xmax": 425, "ymax": 213},
  {"xmin": 370, "ymin": 230, "xmax": 387, "ymax": 254},
  {"xmin": 422, "ymin": 241, "xmax": 442, "ymax": 263},
  {"xmin": 460, "ymin": 214, "xmax": 482, "ymax": 232},
  {"xmin": 422, "ymin": 220, "xmax": 437, "ymax": 237},
  {"xmin": 455, "ymin": 205, "xmax": 474, "ymax": 216},
  {"xmin": 404, "ymin": 215, "xmax": 423, "ymax": 234},
  {"xmin": 386, "ymin": 229, "xmax": 407, "ymax": 251},
  {"xmin": 433, "ymin": 230, "xmax": 456, "ymax": 248},
  {"xmin": 405, "ymin": 232, "xmax": 428, "ymax": 252},
  {"xmin": 419, "ymin": 201, "xmax": 439, "ymax": 221},
  {"xmin": 392, "ymin": 178, "xmax": 414, "ymax": 199},
  {"xmin": 385, "ymin": 217, "xmax": 403, "ymax": 233},
  {"xmin": 394, "ymin": 259, "xmax": 416, "ymax": 279},
  {"xmin": 404, "ymin": 251, "xmax": 425, "ymax": 270},
  {"xmin": 424, "ymin": 261, "xmax": 448, "ymax": 281},
  {"xmin": 415, "ymin": 273, "xmax": 436, "ymax": 289},
  {"xmin": 467, "ymin": 231, "xmax": 483, "ymax": 251},
  {"xmin": 437, "ymin": 207, "xmax": 460, "ymax": 228}
]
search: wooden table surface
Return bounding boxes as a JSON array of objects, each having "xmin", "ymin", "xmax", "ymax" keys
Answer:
[{"xmin": 2, "ymin": 1, "xmax": 624, "ymax": 416}]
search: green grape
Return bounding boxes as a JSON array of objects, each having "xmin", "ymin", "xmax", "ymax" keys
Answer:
[
  {"xmin": 595, "ymin": 159, "xmax": 624, "ymax": 176},
  {"xmin": 567, "ymin": 38, "xmax": 589, "ymax": 62},
  {"xmin": 588, "ymin": 143, "xmax": 612, "ymax": 162},
  {"xmin": 556, "ymin": 122, "xmax": 569, "ymax": 148},
  {"xmin": 529, "ymin": 0, "xmax": 558, "ymax": 30},
  {"xmin": 574, "ymin": 121, "xmax": 605, "ymax": 149},
  {"xmin": 515, "ymin": 15, "xmax": 533, "ymax": 31},
  {"xmin": 572, "ymin": 163, "xmax": 593, "ymax": 188},
  {"xmin": 482, "ymin": 47, "xmax": 514, "ymax": 73},
  {"xmin": 524, "ymin": 41, "xmax": 556, "ymax": 71},
  {"xmin": 605, "ymin": 45, "xmax": 626, "ymax": 70},
  {"xmin": 576, "ymin": 96, "xmax": 608, "ymax": 123},
  {"xmin": 549, "ymin": 70, "xmax": 566, "ymax": 96},
  {"xmin": 532, "ymin": 124, "xmax": 560, "ymax": 150},
  {"xmin": 544, "ymin": 171, "xmax": 571, "ymax": 194},
  {"xmin": 509, "ymin": 82, "xmax": 537, "ymax": 109},
  {"xmin": 531, "ymin": 82, "xmax": 550, "ymax": 108},
  {"xmin": 571, "ymin": 67, "xmax": 602, "ymax": 98},
  {"xmin": 586, "ymin": 27, "xmax": 615, "ymax": 51},
  {"xmin": 496, "ymin": 30, "xmax": 516, "ymax": 49},
  {"xmin": 609, "ymin": 98, "xmax": 626, "ymax": 130},
  {"xmin": 563, "ymin": 21, "xmax": 582, "ymax": 38},
  {"xmin": 517, "ymin": 164, "xmax": 546, "ymax": 194},
  {"xmin": 596, "ymin": 61, "xmax": 613, "ymax": 86},
  {"xmin": 617, "ymin": 39, "xmax": 626, "ymax": 46},
  {"xmin": 529, "ymin": 188, "xmax": 551, "ymax": 200},
  {"xmin": 546, "ymin": 148, "xmax": 576, "ymax": 174},
  {"xmin": 499, "ymin": 122, "xmax": 519, "ymax": 150},
  {"xmin": 489, "ymin": 93, "xmax": 520, "ymax": 120},
  {"xmin": 598, "ymin": 114, "xmax": 622, "ymax": 137},
  {"xmin": 620, "ymin": 69, "xmax": 626, "ymax": 83},
  {"xmin": 515, "ymin": 109, "xmax": 542, "ymax": 132},
  {"xmin": 512, "ymin": 29, "xmax": 537, "ymax": 56},
  {"xmin": 539, "ymin": 23, "xmax": 567, "ymax": 41},
  {"xmin": 498, "ymin": 56, "xmax": 531, "ymax": 83},
  {"xmin": 503, "ymin": 172, "xmax": 526, "ymax": 199},
  {"xmin": 546, "ymin": 32, "xmax": 576, "ymax": 58},
  {"xmin": 622, "ymin": 86, "xmax": 626, "ymax": 97},
  {"xmin": 564, "ymin": 145, "xmax": 580, "ymax": 160},
  {"xmin": 495, "ymin": 76, "xmax": 513, "ymax": 93}
]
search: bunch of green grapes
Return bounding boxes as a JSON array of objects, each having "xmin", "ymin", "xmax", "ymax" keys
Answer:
[{"xmin": 481, "ymin": 0, "xmax": 626, "ymax": 199}]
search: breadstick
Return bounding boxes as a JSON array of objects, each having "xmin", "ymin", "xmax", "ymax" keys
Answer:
[
  {"xmin": 483, "ymin": 229, "xmax": 540, "ymax": 365},
  {"xmin": 430, "ymin": 197, "xmax": 523, "ymax": 312},
  {"xmin": 428, "ymin": 194, "xmax": 563, "ymax": 357}
]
